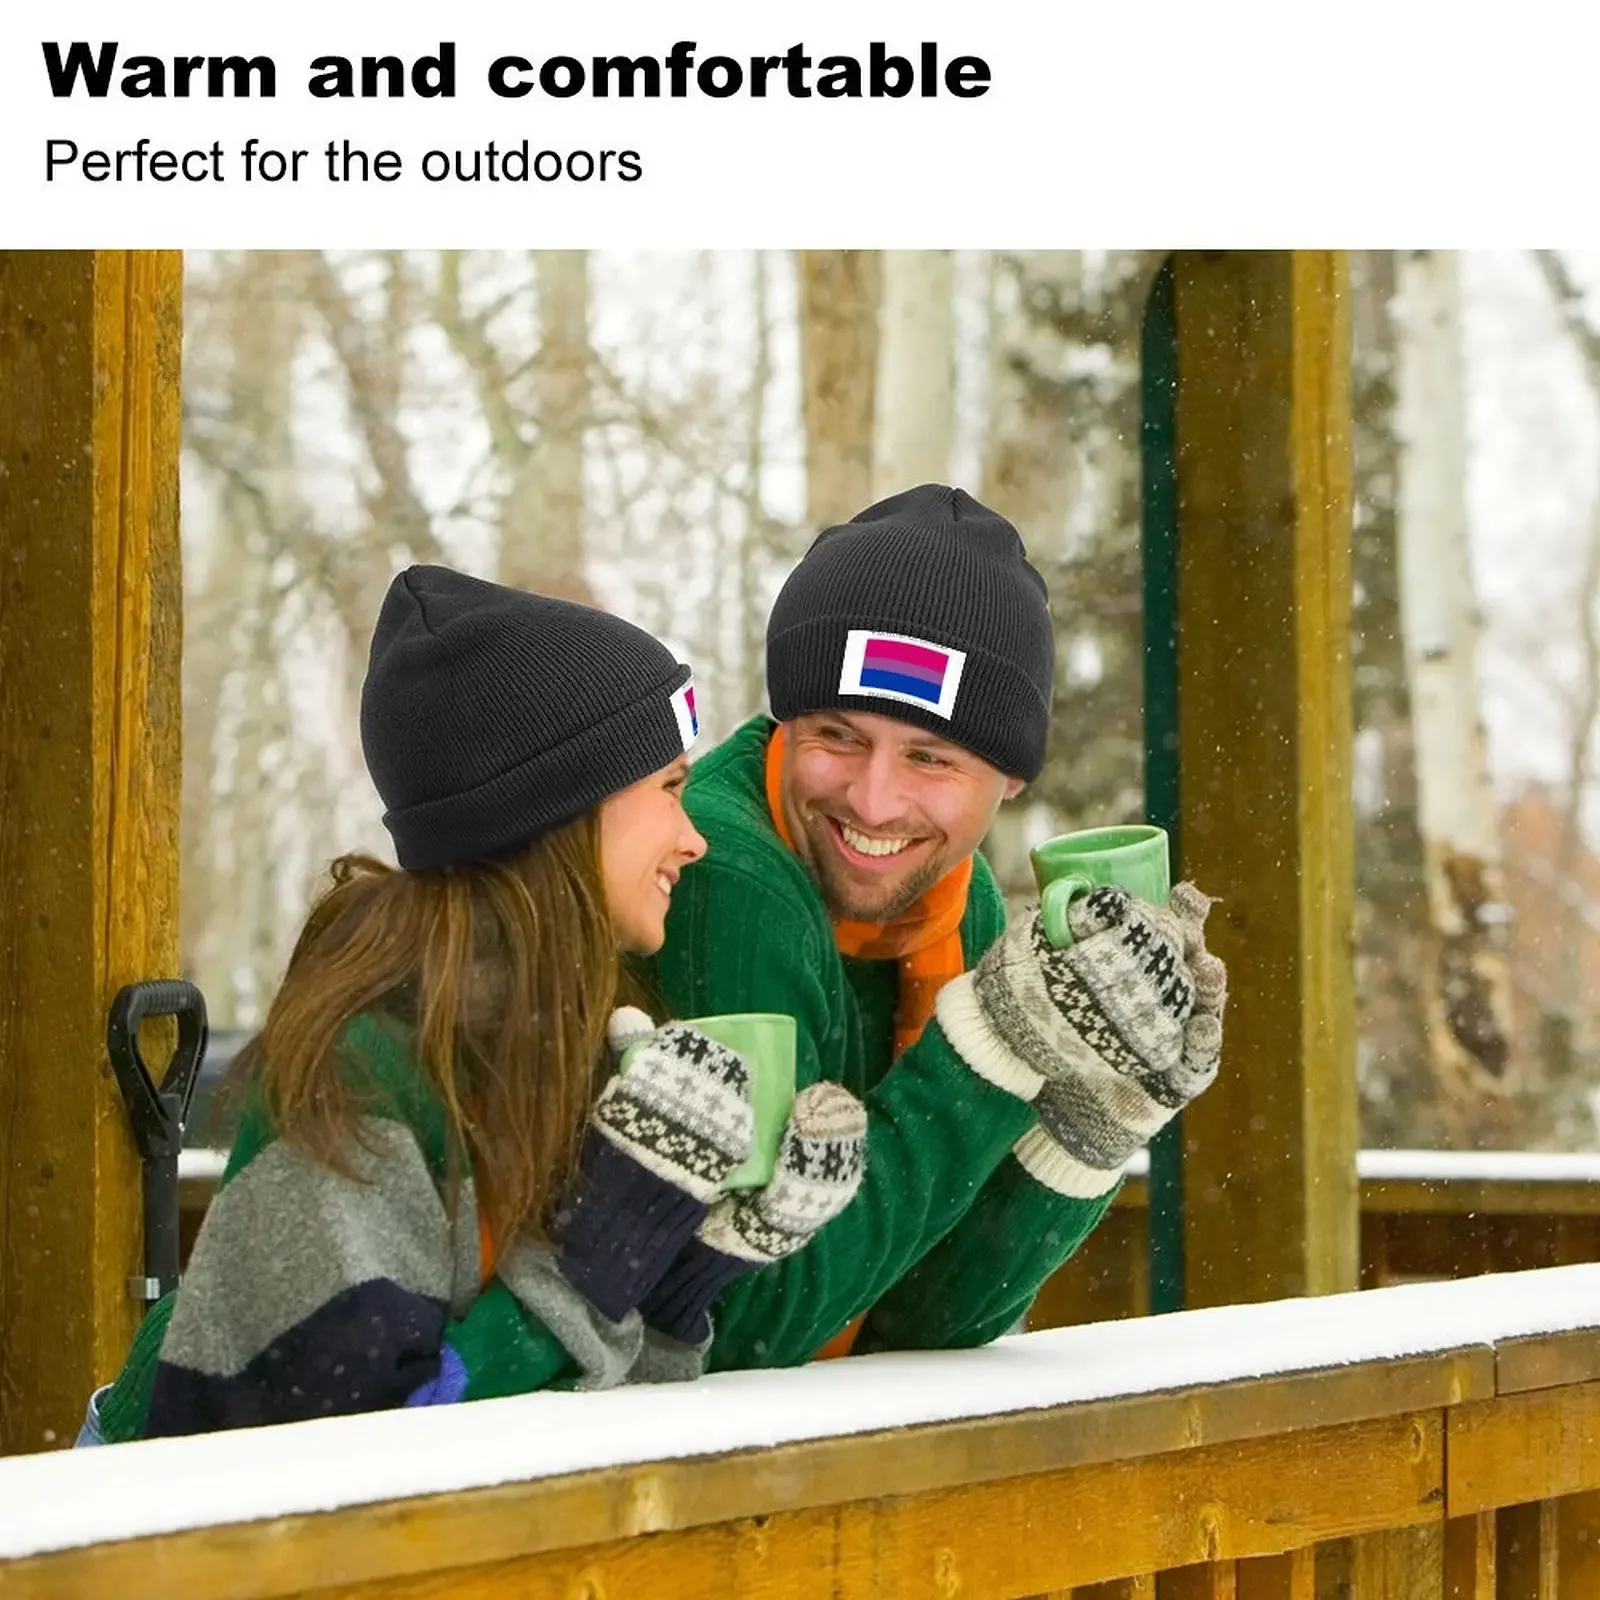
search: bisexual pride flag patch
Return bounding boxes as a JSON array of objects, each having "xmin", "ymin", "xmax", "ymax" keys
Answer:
[
  {"xmin": 838, "ymin": 630, "xmax": 967, "ymax": 721},
  {"xmin": 671, "ymin": 678, "xmax": 700, "ymax": 752}
]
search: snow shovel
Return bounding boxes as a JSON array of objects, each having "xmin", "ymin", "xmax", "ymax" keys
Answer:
[{"xmin": 106, "ymin": 979, "xmax": 209, "ymax": 1302}]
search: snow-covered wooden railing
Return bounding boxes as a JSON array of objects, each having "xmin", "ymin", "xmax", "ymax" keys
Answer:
[
  {"xmin": 3, "ymin": 1265, "xmax": 1600, "ymax": 1598},
  {"xmin": 1031, "ymin": 1148, "xmax": 1600, "ymax": 1332}
]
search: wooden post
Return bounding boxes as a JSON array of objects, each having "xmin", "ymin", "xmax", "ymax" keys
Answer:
[
  {"xmin": 1171, "ymin": 251, "xmax": 1359, "ymax": 1305},
  {"xmin": 1236, "ymin": 1548, "xmax": 1315, "ymax": 1600},
  {"xmin": 1445, "ymin": 1511, "xmax": 1497, "ymax": 1600},
  {"xmin": 0, "ymin": 251, "xmax": 184, "ymax": 1452},
  {"xmin": 1556, "ymin": 1491, "xmax": 1600, "ymax": 1597},
  {"xmin": 1160, "ymin": 1563, "xmax": 1238, "ymax": 1600},
  {"xmin": 1350, "ymin": 1526, "xmax": 1445, "ymax": 1596}
]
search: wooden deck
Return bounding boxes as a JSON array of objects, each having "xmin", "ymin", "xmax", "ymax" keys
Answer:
[{"xmin": 2, "ymin": 1265, "xmax": 1599, "ymax": 1598}]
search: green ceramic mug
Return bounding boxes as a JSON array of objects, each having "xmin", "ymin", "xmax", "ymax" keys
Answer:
[
  {"xmin": 625, "ymin": 1012, "xmax": 797, "ymax": 1191},
  {"xmin": 1030, "ymin": 824, "xmax": 1171, "ymax": 949}
]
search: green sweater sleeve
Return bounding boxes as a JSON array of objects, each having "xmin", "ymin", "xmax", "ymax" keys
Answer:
[
  {"xmin": 649, "ymin": 848, "xmax": 1037, "ymax": 1371},
  {"xmin": 446, "ymin": 1281, "xmax": 577, "ymax": 1399},
  {"xmin": 850, "ymin": 1157, "xmax": 1120, "ymax": 1352},
  {"xmin": 847, "ymin": 864, "xmax": 1122, "ymax": 1353}
]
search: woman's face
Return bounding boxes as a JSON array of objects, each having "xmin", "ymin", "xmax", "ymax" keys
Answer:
[{"xmin": 598, "ymin": 756, "xmax": 707, "ymax": 954}]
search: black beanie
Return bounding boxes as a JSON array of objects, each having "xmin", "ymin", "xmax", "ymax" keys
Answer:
[
  {"xmin": 359, "ymin": 565, "xmax": 698, "ymax": 870},
  {"xmin": 765, "ymin": 484, "xmax": 1054, "ymax": 780}
]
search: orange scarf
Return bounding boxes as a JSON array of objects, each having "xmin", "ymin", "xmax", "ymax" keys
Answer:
[
  {"xmin": 764, "ymin": 725, "xmax": 970, "ymax": 1057},
  {"xmin": 766, "ymin": 725, "xmax": 972, "ymax": 1364}
]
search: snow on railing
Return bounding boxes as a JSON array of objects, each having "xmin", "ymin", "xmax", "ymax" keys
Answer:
[
  {"xmin": 179, "ymin": 1144, "xmax": 1600, "ymax": 1189},
  {"xmin": 176, "ymin": 1148, "xmax": 227, "ymax": 1181},
  {"xmin": 1116, "ymin": 1147, "xmax": 1600, "ymax": 1183},
  {"xmin": 3, "ymin": 1263, "xmax": 1599, "ymax": 1563}
]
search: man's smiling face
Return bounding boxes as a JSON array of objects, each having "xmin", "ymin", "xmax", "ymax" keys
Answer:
[{"xmin": 779, "ymin": 710, "xmax": 1023, "ymax": 922}]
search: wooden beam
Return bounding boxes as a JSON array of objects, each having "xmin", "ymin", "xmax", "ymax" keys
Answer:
[
  {"xmin": 1495, "ymin": 1332, "xmax": 1600, "ymax": 1397},
  {"xmin": 0, "ymin": 251, "xmax": 184, "ymax": 1453},
  {"xmin": 1448, "ymin": 1386, "xmax": 1600, "ymax": 1515},
  {"xmin": 2, "ymin": 1413, "xmax": 1440, "ymax": 1600},
  {"xmin": 1171, "ymin": 250, "xmax": 1358, "ymax": 1305}
]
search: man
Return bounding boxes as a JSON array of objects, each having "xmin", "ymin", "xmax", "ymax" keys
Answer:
[{"xmin": 640, "ymin": 483, "xmax": 1226, "ymax": 1368}]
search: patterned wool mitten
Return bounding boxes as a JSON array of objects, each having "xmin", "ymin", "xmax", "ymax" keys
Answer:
[
  {"xmin": 554, "ymin": 1008, "xmax": 755, "ymax": 1323},
  {"xmin": 937, "ymin": 881, "xmax": 1226, "ymax": 1197},
  {"xmin": 638, "ymin": 1082, "xmax": 868, "ymax": 1345}
]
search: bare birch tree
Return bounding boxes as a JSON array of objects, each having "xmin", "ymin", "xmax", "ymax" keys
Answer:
[
  {"xmin": 1392, "ymin": 249, "xmax": 1514, "ymax": 1089},
  {"xmin": 1529, "ymin": 252, "xmax": 1600, "ymax": 1102},
  {"xmin": 181, "ymin": 253, "xmax": 315, "ymax": 1024},
  {"xmin": 1348, "ymin": 251, "xmax": 1443, "ymax": 1146},
  {"xmin": 511, "ymin": 252, "xmax": 592, "ymax": 600},
  {"xmin": 873, "ymin": 251, "xmax": 955, "ymax": 496},
  {"xmin": 797, "ymin": 251, "xmax": 881, "ymax": 528},
  {"xmin": 738, "ymin": 250, "xmax": 782, "ymax": 714}
]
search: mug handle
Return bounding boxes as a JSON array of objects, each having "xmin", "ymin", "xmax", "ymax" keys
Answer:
[{"xmin": 1040, "ymin": 874, "xmax": 1095, "ymax": 949}]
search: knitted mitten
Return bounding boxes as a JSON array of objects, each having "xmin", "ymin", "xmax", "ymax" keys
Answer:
[
  {"xmin": 638, "ymin": 1082, "xmax": 867, "ymax": 1345},
  {"xmin": 553, "ymin": 1007, "xmax": 755, "ymax": 1322},
  {"xmin": 937, "ymin": 881, "xmax": 1226, "ymax": 1197}
]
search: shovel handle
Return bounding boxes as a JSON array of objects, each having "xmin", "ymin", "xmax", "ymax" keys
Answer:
[
  {"xmin": 107, "ymin": 979, "xmax": 210, "ymax": 1300},
  {"xmin": 107, "ymin": 979, "xmax": 209, "ymax": 1141}
]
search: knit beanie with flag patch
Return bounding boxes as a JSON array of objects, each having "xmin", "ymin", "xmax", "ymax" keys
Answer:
[
  {"xmin": 764, "ymin": 484, "xmax": 1054, "ymax": 781},
  {"xmin": 360, "ymin": 564, "xmax": 699, "ymax": 870}
]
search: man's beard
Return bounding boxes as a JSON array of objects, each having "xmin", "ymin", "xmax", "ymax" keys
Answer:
[{"xmin": 799, "ymin": 812, "xmax": 949, "ymax": 923}]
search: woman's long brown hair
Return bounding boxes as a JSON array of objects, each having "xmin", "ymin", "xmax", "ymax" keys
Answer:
[{"xmin": 242, "ymin": 812, "xmax": 618, "ymax": 1249}]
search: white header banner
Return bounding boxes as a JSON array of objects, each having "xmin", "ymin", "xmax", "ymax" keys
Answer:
[{"xmin": 2, "ymin": 0, "xmax": 1598, "ymax": 247}]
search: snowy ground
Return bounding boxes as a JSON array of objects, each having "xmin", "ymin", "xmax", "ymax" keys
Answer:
[{"xmin": 4, "ymin": 1263, "xmax": 1598, "ymax": 1562}]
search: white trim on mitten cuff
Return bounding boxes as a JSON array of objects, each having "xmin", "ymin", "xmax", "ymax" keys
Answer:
[
  {"xmin": 1011, "ymin": 1125, "xmax": 1126, "ymax": 1199},
  {"xmin": 935, "ymin": 972, "xmax": 1047, "ymax": 1103}
]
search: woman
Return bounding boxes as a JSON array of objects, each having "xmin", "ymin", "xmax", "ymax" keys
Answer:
[{"xmin": 81, "ymin": 564, "xmax": 866, "ymax": 1443}]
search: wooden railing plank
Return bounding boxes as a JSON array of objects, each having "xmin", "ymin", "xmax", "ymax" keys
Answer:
[
  {"xmin": 0, "ymin": 1414, "xmax": 1442, "ymax": 1600},
  {"xmin": 1361, "ymin": 1181, "xmax": 1600, "ymax": 1221},
  {"xmin": 1494, "ymin": 1332, "xmax": 1600, "ymax": 1397},
  {"xmin": 0, "ymin": 1351, "xmax": 1488, "ymax": 1598},
  {"xmin": 1448, "ymin": 1386, "xmax": 1600, "ymax": 1515},
  {"xmin": 10, "ymin": 1277, "xmax": 1600, "ymax": 1599}
]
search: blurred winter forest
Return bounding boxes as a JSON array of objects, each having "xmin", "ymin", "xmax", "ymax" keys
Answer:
[{"xmin": 177, "ymin": 249, "xmax": 1600, "ymax": 1153}]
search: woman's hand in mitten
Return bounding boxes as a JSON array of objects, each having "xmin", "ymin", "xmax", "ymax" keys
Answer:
[
  {"xmin": 553, "ymin": 1008, "xmax": 755, "ymax": 1323},
  {"xmin": 636, "ymin": 1081, "xmax": 868, "ymax": 1345}
]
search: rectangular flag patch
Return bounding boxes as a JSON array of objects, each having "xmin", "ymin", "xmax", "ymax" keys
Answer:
[
  {"xmin": 670, "ymin": 678, "xmax": 700, "ymax": 752},
  {"xmin": 839, "ymin": 630, "xmax": 966, "ymax": 720}
]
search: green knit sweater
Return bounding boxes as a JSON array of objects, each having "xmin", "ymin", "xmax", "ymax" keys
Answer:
[{"xmin": 640, "ymin": 716, "xmax": 1118, "ymax": 1369}]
